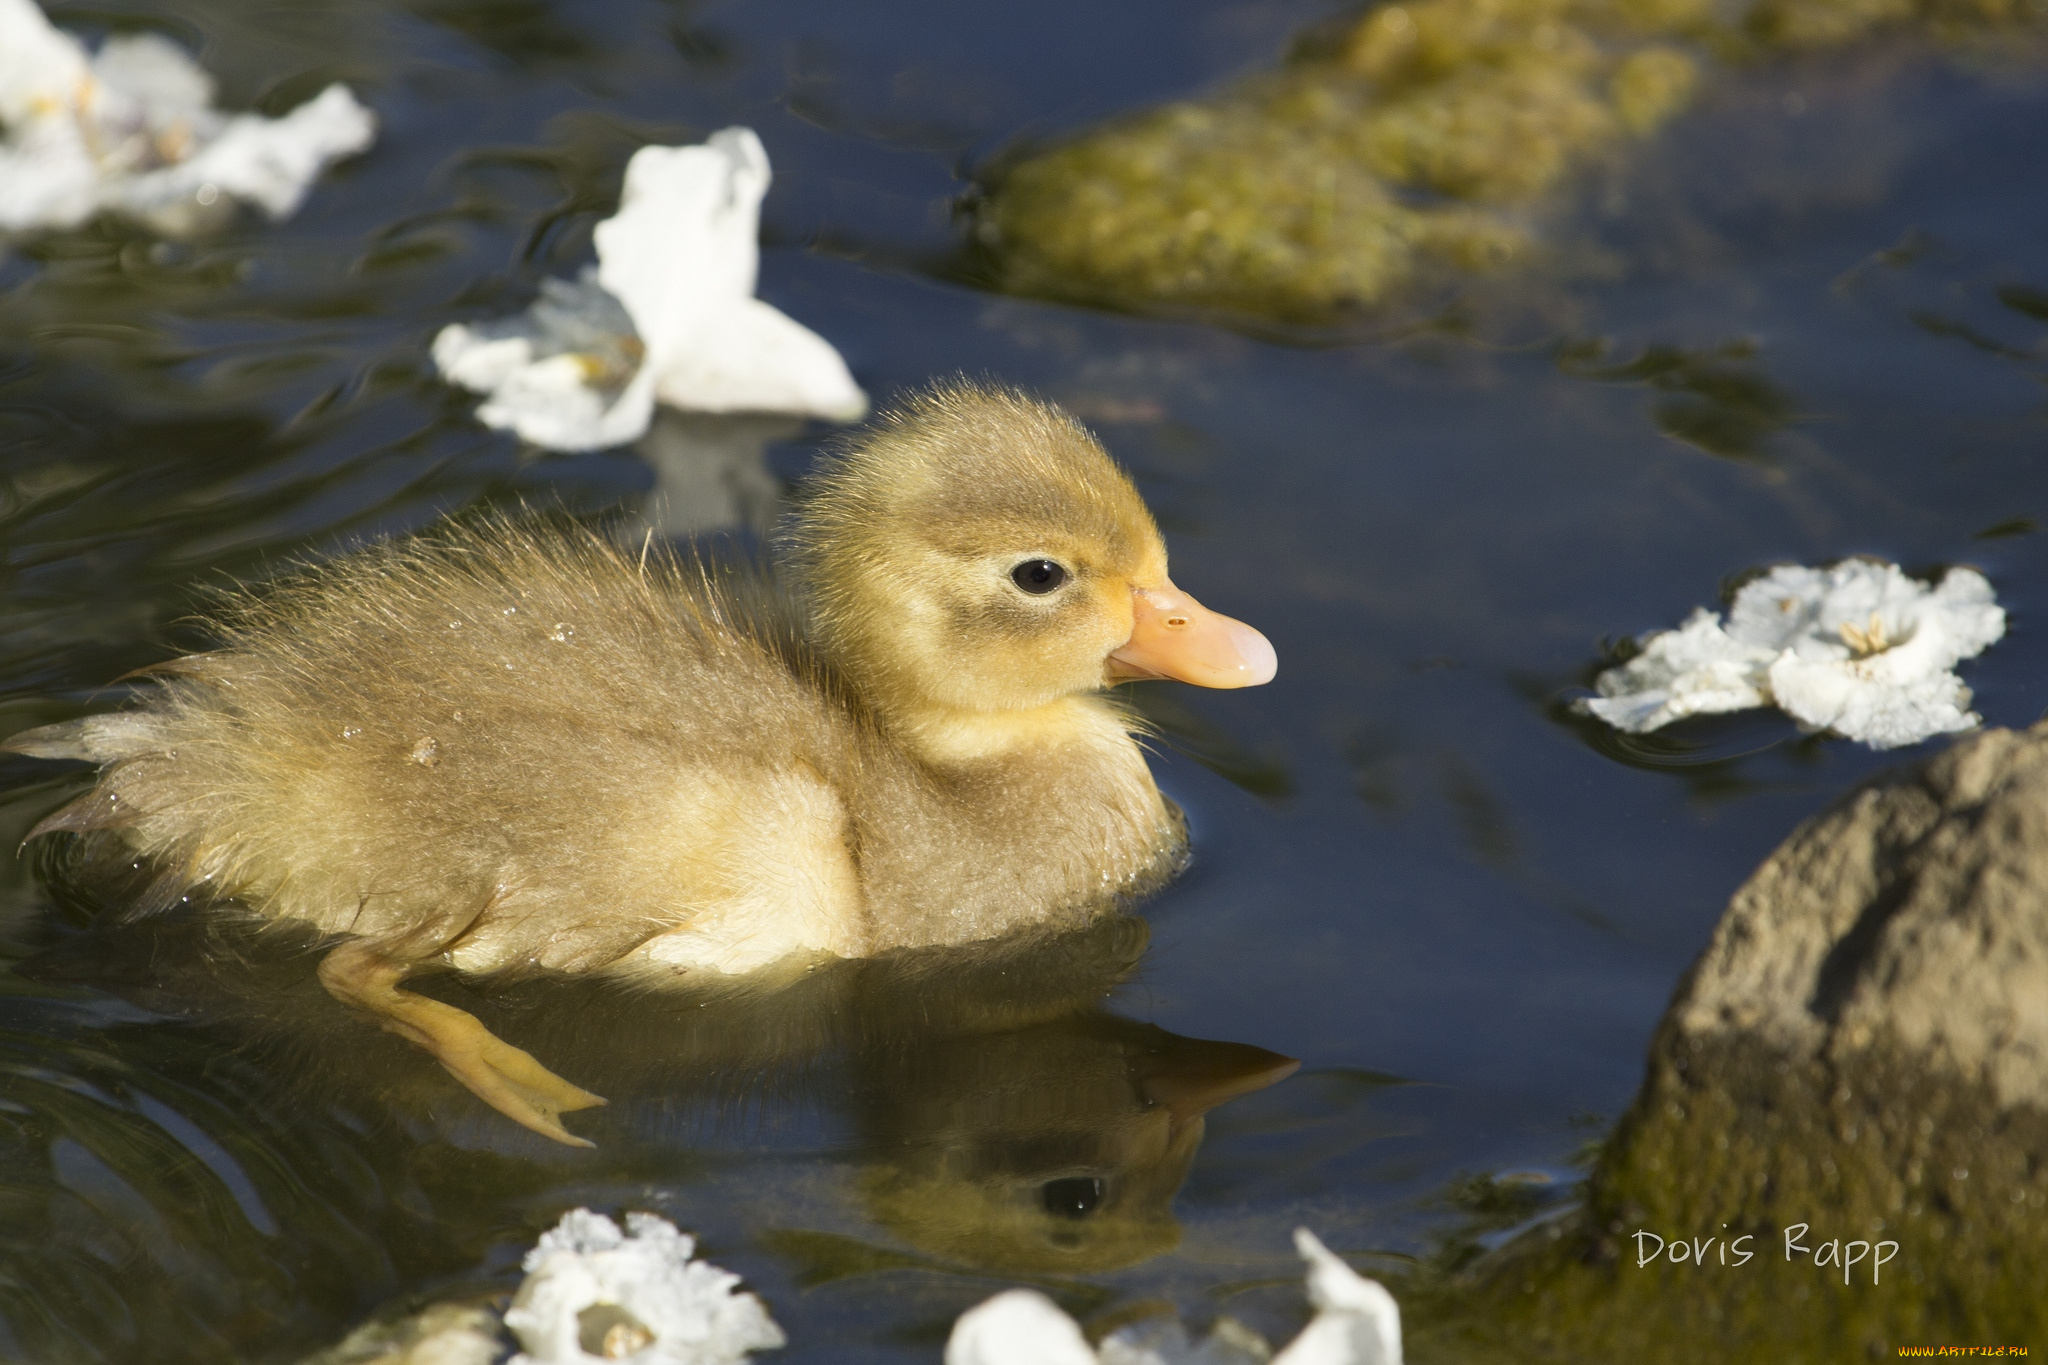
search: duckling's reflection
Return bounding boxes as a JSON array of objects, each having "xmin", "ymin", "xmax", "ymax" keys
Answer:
[
  {"xmin": 623, "ymin": 410, "xmax": 802, "ymax": 540},
  {"xmin": 25, "ymin": 908, "xmax": 1295, "ymax": 1276},
  {"xmin": 853, "ymin": 1010, "xmax": 1296, "ymax": 1272}
]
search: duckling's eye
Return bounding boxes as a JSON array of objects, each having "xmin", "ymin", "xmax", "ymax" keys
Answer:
[
  {"xmin": 1041, "ymin": 1176, "xmax": 1104, "ymax": 1219},
  {"xmin": 1011, "ymin": 560, "xmax": 1068, "ymax": 594}
]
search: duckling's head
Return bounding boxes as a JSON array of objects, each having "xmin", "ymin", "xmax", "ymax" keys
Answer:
[{"xmin": 788, "ymin": 382, "xmax": 1275, "ymax": 727}]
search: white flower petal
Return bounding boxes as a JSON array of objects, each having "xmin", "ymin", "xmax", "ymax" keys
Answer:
[
  {"xmin": 595, "ymin": 130, "xmax": 768, "ymax": 348},
  {"xmin": 433, "ymin": 326, "xmax": 538, "ymax": 395},
  {"xmin": 1576, "ymin": 608, "xmax": 1774, "ymax": 733},
  {"xmin": 435, "ymin": 127, "xmax": 866, "ymax": 451},
  {"xmin": 0, "ymin": 1, "xmax": 373, "ymax": 234},
  {"xmin": 945, "ymin": 1289, "xmax": 1097, "ymax": 1365},
  {"xmin": 1269, "ymin": 1230, "xmax": 1403, "ymax": 1365},
  {"xmin": 1767, "ymin": 650, "xmax": 1980, "ymax": 749},
  {"xmin": 435, "ymin": 270, "xmax": 640, "ymax": 379},
  {"xmin": 118, "ymin": 84, "xmax": 376, "ymax": 221},
  {"xmin": 1927, "ymin": 567, "xmax": 2006, "ymax": 660},
  {"xmin": 506, "ymin": 1209, "xmax": 785, "ymax": 1365},
  {"xmin": 0, "ymin": 0, "xmax": 90, "ymax": 129},
  {"xmin": 91, "ymin": 32, "xmax": 215, "ymax": 128},
  {"xmin": 946, "ymin": 1231, "xmax": 1403, "ymax": 1365},
  {"xmin": 1584, "ymin": 562, "xmax": 2005, "ymax": 750},
  {"xmin": 598, "ymin": 131, "xmax": 867, "ymax": 422},
  {"xmin": 434, "ymin": 271, "xmax": 658, "ymax": 452},
  {"xmin": 1734, "ymin": 561, "xmax": 2006, "ymax": 748},
  {"xmin": 653, "ymin": 296, "xmax": 868, "ymax": 422},
  {"xmin": 0, "ymin": 125, "xmax": 100, "ymax": 231},
  {"xmin": 1725, "ymin": 563, "xmax": 1830, "ymax": 653},
  {"xmin": 1765, "ymin": 603, "xmax": 1985, "ymax": 746},
  {"xmin": 473, "ymin": 354, "xmax": 658, "ymax": 454}
]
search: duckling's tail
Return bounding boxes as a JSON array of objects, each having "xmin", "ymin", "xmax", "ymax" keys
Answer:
[
  {"xmin": 6, "ymin": 709, "xmax": 176, "ymax": 860},
  {"xmin": 6, "ymin": 711, "xmax": 208, "ymax": 919},
  {"xmin": 4, "ymin": 712, "xmax": 165, "ymax": 765}
]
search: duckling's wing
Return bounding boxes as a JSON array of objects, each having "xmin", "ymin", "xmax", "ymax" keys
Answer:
[{"xmin": 11, "ymin": 516, "xmax": 875, "ymax": 963}]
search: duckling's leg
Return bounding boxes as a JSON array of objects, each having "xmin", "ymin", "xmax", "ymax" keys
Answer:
[{"xmin": 317, "ymin": 940, "xmax": 607, "ymax": 1147}]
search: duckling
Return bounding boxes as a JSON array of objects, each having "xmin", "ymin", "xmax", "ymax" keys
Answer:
[{"xmin": 5, "ymin": 381, "xmax": 1276, "ymax": 1145}]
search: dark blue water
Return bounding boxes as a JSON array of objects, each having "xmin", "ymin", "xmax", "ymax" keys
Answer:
[{"xmin": 2, "ymin": 1, "xmax": 2045, "ymax": 1360}]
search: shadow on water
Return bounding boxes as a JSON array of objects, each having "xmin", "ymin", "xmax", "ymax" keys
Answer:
[
  {"xmin": 1340, "ymin": 719, "xmax": 1640, "ymax": 938},
  {"xmin": 1121, "ymin": 681, "xmax": 1293, "ymax": 800},
  {"xmin": 1555, "ymin": 337, "xmax": 1799, "ymax": 464},
  {"xmin": 1545, "ymin": 696, "xmax": 1827, "ymax": 799},
  {"xmin": 1, "ymin": 894, "xmax": 1297, "ymax": 1361},
  {"xmin": 1527, "ymin": 619, "xmax": 1848, "ymax": 806},
  {"xmin": 1833, "ymin": 230, "xmax": 2048, "ymax": 395},
  {"xmin": 400, "ymin": 0, "xmax": 602, "ymax": 71}
]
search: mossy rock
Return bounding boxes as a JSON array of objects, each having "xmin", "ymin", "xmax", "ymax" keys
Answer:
[
  {"xmin": 1422, "ymin": 1039, "xmax": 2048, "ymax": 1362},
  {"xmin": 1410, "ymin": 724, "xmax": 2048, "ymax": 1359}
]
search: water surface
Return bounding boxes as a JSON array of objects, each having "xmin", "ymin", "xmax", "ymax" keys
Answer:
[{"xmin": 2, "ymin": 0, "xmax": 2046, "ymax": 1359}]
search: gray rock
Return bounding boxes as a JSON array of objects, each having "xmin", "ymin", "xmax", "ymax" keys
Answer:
[{"xmin": 1672, "ymin": 721, "xmax": 2048, "ymax": 1106}]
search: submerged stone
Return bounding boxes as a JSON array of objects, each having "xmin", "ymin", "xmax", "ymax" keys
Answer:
[
  {"xmin": 974, "ymin": 69, "xmax": 1528, "ymax": 323},
  {"xmin": 969, "ymin": 0, "xmax": 2042, "ymax": 322}
]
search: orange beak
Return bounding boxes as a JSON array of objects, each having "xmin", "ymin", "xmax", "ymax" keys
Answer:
[{"xmin": 1106, "ymin": 579, "xmax": 1277, "ymax": 688}]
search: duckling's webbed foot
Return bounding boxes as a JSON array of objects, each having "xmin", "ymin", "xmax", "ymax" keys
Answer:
[{"xmin": 317, "ymin": 940, "xmax": 607, "ymax": 1147}]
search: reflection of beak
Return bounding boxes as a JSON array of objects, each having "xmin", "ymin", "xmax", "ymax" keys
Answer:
[
  {"xmin": 1137, "ymin": 1037, "xmax": 1300, "ymax": 1127},
  {"xmin": 1106, "ymin": 579, "xmax": 1278, "ymax": 689}
]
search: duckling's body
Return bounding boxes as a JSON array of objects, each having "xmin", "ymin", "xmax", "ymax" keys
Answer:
[
  {"xmin": 43, "ymin": 525, "xmax": 1185, "ymax": 975},
  {"xmin": 8, "ymin": 383, "xmax": 1273, "ymax": 1143}
]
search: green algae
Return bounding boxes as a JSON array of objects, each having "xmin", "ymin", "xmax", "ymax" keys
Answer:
[
  {"xmin": 973, "ymin": 75, "xmax": 1526, "ymax": 326},
  {"xmin": 971, "ymin": 0, "xmax": 2044, "ymax": 323}
]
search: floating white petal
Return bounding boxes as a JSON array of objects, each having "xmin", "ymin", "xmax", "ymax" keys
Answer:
[
  {"xmin": 1749, "ymin": 562, "xmax": 2005, "ymax": 749},
  {"xmin": 505, "ymin": 1209, "xmax": 785, "ymax": 1365},
  {"xmin": 946, "ymin": 1290, "xmax": 1098, "ymax": 1365},
  {"xmin": 434, "ymin": 127, "xmax": 869, "ymax": 452},
  {"xmin": 944, "ymin": 1229, "xmax": 1401, "ymax": 1365},
  {"xmin": 1271, "ymin": 1230, "xmax": 1404, "ymax": 1365},
  {"xmin": 432, "ymin": 272, "xmax": 658, "ymax": 453},
  {"xmin": 1577, "ymin": 560, "xmax": 2006, "ymax": 750},
  {"xmin": 1100, "ymin": 1315, "xmax": 1271, "ymax": 1365},
  {"xmin": 0, "ymin": 0, "xmax": 374, "ymax": 234},
  {"xmin": 1578, "ymin": 608, "xmax": 1775, "ymax": 733}
]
